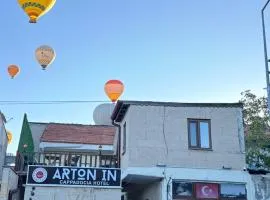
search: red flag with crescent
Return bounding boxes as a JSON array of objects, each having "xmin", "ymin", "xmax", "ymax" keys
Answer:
[{"xmin": 195, "ymin": 183, "xmax": 219, "ymax": 199}]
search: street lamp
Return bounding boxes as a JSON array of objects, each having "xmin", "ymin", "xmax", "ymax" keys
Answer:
[{"xmin": 262, "ymin": 0, "xmax": 270, "ymax": 112}]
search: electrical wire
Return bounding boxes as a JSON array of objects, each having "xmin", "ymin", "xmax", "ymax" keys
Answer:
[{"xmin": 0, "ymin": 100, "xmax": 110, "ymax": 105}]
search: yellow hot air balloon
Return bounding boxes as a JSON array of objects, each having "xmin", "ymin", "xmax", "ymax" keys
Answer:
[
  {"xmin": 18, "ymin": 0, "xmax": 56, "ymax": 23},
  {"xmin": 7, "ymin": 131, "xmax": 13, "ymax": 145},
  {"xmin": 35, "ymin": 45, "xmax": 56, "ymax": 70}
]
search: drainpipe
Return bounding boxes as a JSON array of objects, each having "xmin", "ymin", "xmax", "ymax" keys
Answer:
[
  {"xmin": 166, "ymin": 177, "xmax": 172, "ymax": 200},
  {"xmin": 112, "ymin": 120, "xmax": 121, "ymax": 168}
]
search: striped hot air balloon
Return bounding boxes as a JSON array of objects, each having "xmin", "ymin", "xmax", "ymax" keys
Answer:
[
  {"xmin": 17, "ymin": 0, "xmax": 56, "ymax": 23},
  {"xmin": 104, "ymin": 80, "xmax": 124, "ymax": 102}
]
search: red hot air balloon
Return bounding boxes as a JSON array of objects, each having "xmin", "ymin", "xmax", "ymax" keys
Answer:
[{"xmin": 104, "ymin": 80, "xmax": 124, "ymax": 102}]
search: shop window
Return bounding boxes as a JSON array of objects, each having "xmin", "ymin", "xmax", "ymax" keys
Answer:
[
  {"xmin": 195, "ymin": 183, "xmax": 219, "ymax": 199},
  {"xmin": 172, "ymin": 181, "xmax": 193, "ymax": 199},
  {"xmin": 220, "ymin": 183, "xmax": 247, "ymax": 199}
]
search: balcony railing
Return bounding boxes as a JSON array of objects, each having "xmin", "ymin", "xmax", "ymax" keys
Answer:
[{"xmin": 15, "ymin": 152, "xmax": 119, "ymax": 172}]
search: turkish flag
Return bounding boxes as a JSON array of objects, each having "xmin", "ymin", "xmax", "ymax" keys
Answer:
[{"xmin": 195, "ymin": 183, "xmax": 219, "ymax": 199}]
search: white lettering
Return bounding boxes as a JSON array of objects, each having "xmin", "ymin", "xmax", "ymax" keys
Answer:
[
  {"xmin": 107, "ymin": 170, "xmax": 117, "ymax": 181},
  {"xmin": 87, "ymin": 169, "xmax": 96, "ymax": 180},
  {"xmin": 78, "ymin": 169, "xmax": 86, "ymax": 180},
  {"xmin": 62, "ymin": 168, "xmax": 70, "ymax": 179},
  {"xmin": 102, "ymin": 170, "xmax": 107, "ymax": 181},
  {"xmin": 70, "ymin": 168, "xmax": 78, "ymax": 180},
  {"xmin": 53, "ymin": 168, "xmax": 61, "ymax": 180}
]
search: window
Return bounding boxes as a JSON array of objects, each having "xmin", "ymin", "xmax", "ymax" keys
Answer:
[
  {"xmin": 188, "ymin": 119, "xmax": 211, "ymax": 149},
  {"xmin": 122, "ymin": 122, "xmax": 126, "ymax": 155}
]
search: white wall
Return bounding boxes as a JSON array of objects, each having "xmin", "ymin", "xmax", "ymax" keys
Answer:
[
  {"xmin": 0, "ymin": 117, "xmax": 7, "ymax": 180},
  {"xmin": 0, "ymin": 167, "xmax": 19, "ymax": 200},
  {"xmin": 24, "ymin": 186, "xmax": 121, "ymax": 200},
  {"xmin": 121, "ymin": 105, "xmax": 245, "ymax": 170},
  {"xmin": 120, "ymin": 108, "xmax": 130, "ymax": 170},
  {"xmin": 122, "ymin": 167, "xmax": 254, "ymax": 200}
]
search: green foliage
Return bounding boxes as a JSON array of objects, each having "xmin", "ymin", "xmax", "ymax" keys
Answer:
[
  {"xmin": 240, "ymin": 90, "xmax": 270, "ymax": 169},
  {"xmin": 17, "ymin": 113, "xmax": 34, "ymax": 153}
]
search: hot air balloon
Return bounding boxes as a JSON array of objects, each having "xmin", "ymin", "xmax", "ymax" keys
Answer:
[
  {"xmin": 7, "ymin": 131, "xmax": 13, "ymax": 144},
  {"xmin": 104, "ymin": 80, "xmax": 124, "ymax": 102},
  {"xmin": 35, "ymin": 45, "xmax": 56, "ymax": 70},
  {"xmin": 17, "ymin": 0, "xmax": 56, "ymax": 23},
  {"xmin": 8, "ymin": 65, "xmax": 20, "ymax": 79}
]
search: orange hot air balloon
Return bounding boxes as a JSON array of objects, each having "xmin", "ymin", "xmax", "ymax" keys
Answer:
[
  {"xmin": 104, "ymin": 80, "xmax": 124, "ymax": 102},
  {"xmin": 8, "ymin": 65, "xmax": 20, "ymax": 79}
]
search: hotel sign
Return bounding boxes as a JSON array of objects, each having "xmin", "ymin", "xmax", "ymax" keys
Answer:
[{"xmin": 27, "ymin": 166, "xmax": 121, "ymax": 188}]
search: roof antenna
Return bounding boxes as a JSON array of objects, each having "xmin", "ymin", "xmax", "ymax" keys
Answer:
[{"xmin": 6, "ymin": 117, "xmax": 13, "ymax": 123}]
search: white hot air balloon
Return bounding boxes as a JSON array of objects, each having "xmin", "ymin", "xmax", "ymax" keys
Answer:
[
  {"xmin": 35, "ymin": 45, "xmax": 56, "ymax": 70},
  {"xmin": 93, "ymin": 103, "xmax": 115, "ymax": 125}
]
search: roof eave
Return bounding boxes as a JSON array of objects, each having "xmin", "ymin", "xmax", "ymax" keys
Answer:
[{"xmin": 111, "ymin": 100, "xmax": 243, "ymax": 123}]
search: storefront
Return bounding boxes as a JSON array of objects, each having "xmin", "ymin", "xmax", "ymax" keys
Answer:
[
  {"xmin": 24, "ymin": 165, "xmax": 122, "ymax": 200},
  {"xmin": 173, "ymin": 180, "xmax": 246, "ymax": 199}
]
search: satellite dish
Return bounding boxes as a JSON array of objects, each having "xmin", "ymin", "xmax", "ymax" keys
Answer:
[{"xmin": 93, "ymin": 103, "xmax": 115, "ymax": 125}]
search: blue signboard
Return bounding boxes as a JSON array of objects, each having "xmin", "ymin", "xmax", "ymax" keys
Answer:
[{"xmin": 27, "ymin": 165, "xmax": 121, "ymax": 188}]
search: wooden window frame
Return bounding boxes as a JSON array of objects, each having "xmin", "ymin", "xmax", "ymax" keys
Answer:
[
  {"xmin": 188, "ymin": 119, "xmax": 212, "ymax": 150},
  {"xmin": 122, "ymin": 122, "xmax": 126, "ymax": 155}
]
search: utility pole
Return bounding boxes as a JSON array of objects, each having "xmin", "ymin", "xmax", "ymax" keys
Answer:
[{"xmin": 262, "ymin": 0, "xmax": 270, "ymax": 113}]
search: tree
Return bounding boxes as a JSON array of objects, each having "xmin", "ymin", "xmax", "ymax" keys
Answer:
[
  {"xmin": 240, "ymin": 90, "xmax": 270, "ymax": 169},
  {"xmin": 17, "ymin": 113, "xmax": 34, "ymax": 153}
]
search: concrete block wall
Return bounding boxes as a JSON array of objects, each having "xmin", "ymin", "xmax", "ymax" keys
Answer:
[{"xmin": 122, "ymin": 105, "xmax": 245, "ymax": 170}]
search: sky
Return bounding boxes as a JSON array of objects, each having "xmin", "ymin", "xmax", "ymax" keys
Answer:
[{"xmin": 0, "ymin": 0, "xmax": 269, "ymax": 153}]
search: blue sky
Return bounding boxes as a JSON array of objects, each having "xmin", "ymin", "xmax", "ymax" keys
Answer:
[{"xmin": 0, "ymin": 0, "xmax": 268, "ymax": 153}]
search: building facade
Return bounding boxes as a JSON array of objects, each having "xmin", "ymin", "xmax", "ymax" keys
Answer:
[
  {"xmin": 0, "ymin": 112, "xmax": 8, "ymax": 181},
  {"xmin": 14, "ymin": 117, "xmax": 121, "ymax": 200},
  {"xmin": 112, "ymin": 101, "xmax": 253, "ymax": 200}
]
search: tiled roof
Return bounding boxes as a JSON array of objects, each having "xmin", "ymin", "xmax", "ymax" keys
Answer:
[{"xmin": 40, "ymin": 123, "xmax": 116, "ymax": 145}]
